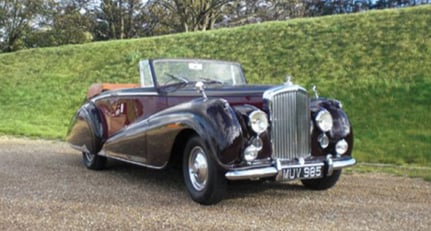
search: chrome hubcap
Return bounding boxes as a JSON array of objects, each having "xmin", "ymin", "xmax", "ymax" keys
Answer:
[{"xmin": 188, "ymin": 147, "xmax": 208, "ymax": 191}]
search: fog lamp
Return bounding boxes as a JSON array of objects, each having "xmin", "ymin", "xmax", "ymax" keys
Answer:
[
  {"xmin": 244, "ymin": 137, "xmax": 263, "ymax": 162},
  {"xmin": 318, "ymin": 133, "xmax": 329, "ymax": 149},
  {"xmin": 335, "ymin": 139, "xmax": 348, "ymax": 155}
]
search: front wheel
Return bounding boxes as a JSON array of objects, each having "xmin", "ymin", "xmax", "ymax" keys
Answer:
[
  {"xmin": 182, "ymin": 136, "xmax": 226, "ymax": 205},
  {"xmin": 82, "ymin": 152, "xmax": 107, "ymax": 170},
  {"xmin": 301, "ymin": 170, "xmax": 342, "ymax": 190}
]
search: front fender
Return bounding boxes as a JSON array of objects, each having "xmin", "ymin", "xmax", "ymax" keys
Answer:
[
  {"xmin": 310, "ymin": 98, "xmax": 354, "ymax": 157},
  {"xmin": 189, "ymin": 99, "xmax": 245, "ymax": 168},
  {"xmin": 66, "ymin": 101, "xmax": 105, "ymax": 154}
]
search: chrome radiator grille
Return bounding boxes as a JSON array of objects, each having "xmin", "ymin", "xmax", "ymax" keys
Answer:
[{"xmin": 267, "ymin": 87, "xmax": 311, "ymax": 160}]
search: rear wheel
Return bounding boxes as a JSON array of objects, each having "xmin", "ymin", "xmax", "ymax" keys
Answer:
[
  {"xmin": 82, "ymin": 152, "xmax": 107, "ymax": 170},
  {"xmin": 301, "ymin": 170, "xmax": 342, "ymax": 190},
  {"xmin": 182, "ymin": 136, "xmax": 226, "ymax": 205}
]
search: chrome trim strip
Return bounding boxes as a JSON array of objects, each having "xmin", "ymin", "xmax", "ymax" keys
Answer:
[
  {"xmin": 225, "ymin": 157, "xmax": 356, "ymax": 181},
  {"xmin": 68, "ymin": 143, "xmax": 167, "ymax": 170},
  {"xmin": 91, "ymin": 91, "xmax": 158, "ymax": 102},
  {"xmin": 262, "ymin": 84, "xmax": 307, "ymax": 100},
  {"xmin": 225, "ymin": 167, "xmax": 278, "ymax": 180},
  {"xmin": 99, "ymin": 151, "xmax": 167, "ymax": 170}
]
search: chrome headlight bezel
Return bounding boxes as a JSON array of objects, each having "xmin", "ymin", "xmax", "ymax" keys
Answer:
[
  {"xmin": 315, "ymin": 109, "xmax": 333, "ymax": 132},
  {"xmin": 248, "ymin": 110, "xmax": 269, "ymax": 135}
]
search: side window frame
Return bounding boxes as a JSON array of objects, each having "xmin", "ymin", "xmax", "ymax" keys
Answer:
[{"xmin": 139, "ymin": 60, "xmax": 155, "ymax": 87}]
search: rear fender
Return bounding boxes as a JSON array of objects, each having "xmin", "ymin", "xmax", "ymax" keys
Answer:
[{"xmin": 66, "ymin": 102, "xmax": 105, "ymax": 154}]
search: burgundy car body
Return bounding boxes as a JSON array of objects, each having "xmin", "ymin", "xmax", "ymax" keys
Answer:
[{"xmin": 67, "ymin": 58, "xmax": 355, "ymax": 204}]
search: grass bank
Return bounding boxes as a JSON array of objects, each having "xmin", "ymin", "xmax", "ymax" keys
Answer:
[{"xmin": 0, "ymin": 6, "xmax": 430, "ymax": 167}]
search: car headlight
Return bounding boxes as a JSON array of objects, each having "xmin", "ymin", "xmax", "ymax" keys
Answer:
[
  {"xmin": 315, "ymin": 109, "xmax": 333, "ymax": 132},
  {"xmin": 249, "ymin": 110, "xmax": 268, "ymax": 134}
]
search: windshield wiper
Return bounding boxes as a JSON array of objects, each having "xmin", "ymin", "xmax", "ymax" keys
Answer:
[
  {"xmin": 200, "ymin": 78, "xmax": 224, "ymax": 86},
  {"xmin": 160, "ymin": 73, "xmax": 194, "ymax": 93},
  {"xmin": 160, "ymin": 75, "xmax": 223, "ymax": 93},
  {"xmin": 166, "ymin": 73, "xmax": 189, "ymax": 84}
]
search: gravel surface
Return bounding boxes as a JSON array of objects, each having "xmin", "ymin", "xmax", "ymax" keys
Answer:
[{"xmin": 0, "ymin": 137, "xmax": 430, "ymax": 231}]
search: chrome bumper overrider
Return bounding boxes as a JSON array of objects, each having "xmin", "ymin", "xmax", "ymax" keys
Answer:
[{"xmin": 225, "ymin": 155, "xmax": 356, "ymax": 181}]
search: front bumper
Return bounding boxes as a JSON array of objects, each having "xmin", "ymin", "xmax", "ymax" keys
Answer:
[{"xmin": 225, "ymin": 155, "xmax": 356, "ymax": 181}]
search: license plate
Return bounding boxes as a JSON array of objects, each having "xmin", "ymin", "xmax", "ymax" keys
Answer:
[{"xmin": 281, "ymin": 165, "xmax": 323, "ymax": 181}]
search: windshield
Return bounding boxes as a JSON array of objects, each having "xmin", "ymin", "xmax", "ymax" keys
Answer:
[{"xmin": 152, "ymin": 59, "xmax": 246, "ymax": 87}]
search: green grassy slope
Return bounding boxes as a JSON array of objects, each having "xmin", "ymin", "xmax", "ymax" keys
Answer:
[{"xmin": 0, "ymin": 6, "xmax": 430, "ymax": 166}]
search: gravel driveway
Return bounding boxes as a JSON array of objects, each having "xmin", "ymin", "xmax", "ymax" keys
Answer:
[{"xmin": 0, "ymin": 137, "xmax": 430, "ymax": 230}]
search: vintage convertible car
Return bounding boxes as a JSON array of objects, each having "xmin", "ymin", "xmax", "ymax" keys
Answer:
[{"xmin": 67, "ymin": 58, "xmax": 355, "ymax": 205}]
